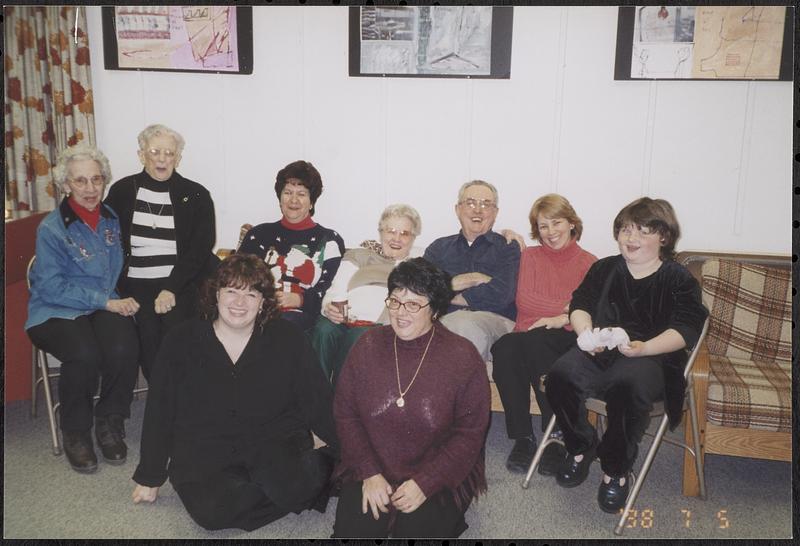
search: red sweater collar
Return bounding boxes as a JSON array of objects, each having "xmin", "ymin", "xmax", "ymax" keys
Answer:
[
  {"xmin": 68, "ymin": 197, "xmax": 101, "ymax": 230},
  {"xmin": 538, "ymin": 238, "xmax": 581, "ymax": 262},
  {"xmin": 280, "ymin": 215, "xmax": 316, "ymax": 230}
]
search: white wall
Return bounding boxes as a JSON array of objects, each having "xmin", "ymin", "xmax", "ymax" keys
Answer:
[{"xmin": 86, "ymin": 6, "xmax": 792, "ymax": 258}]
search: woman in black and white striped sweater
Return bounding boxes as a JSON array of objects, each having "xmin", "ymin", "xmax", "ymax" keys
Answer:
[{"xmin": 105, "ymin": 124, "xmax": 219, "ymax": 381}]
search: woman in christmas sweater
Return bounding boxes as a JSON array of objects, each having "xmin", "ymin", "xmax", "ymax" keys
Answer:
[{"xmin": 238, "ymin": 160, "xmax": 345, "ymax": 331}]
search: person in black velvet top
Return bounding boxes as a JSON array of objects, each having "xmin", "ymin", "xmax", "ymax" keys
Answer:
[
  {"xmin": 131, "ymin": 254, "xmax": 338, "ymax": 532},
  {"xmin": 545, "ymin": 197, "xmax": 708, "ymax": 514}
]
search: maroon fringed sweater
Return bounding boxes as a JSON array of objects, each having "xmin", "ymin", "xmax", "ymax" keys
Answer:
[{"xmin": 333, "ymin": 324, "xmax": 490, "ymax": 509}]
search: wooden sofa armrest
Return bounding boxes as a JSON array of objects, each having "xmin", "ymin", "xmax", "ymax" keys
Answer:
[
  {"xmin": 216, "ymin": 223, "xmax": 255, "ymax": 259},
  {"xmin": 682, "ymin": 340, "xmax": 710, "ymax": 497}
]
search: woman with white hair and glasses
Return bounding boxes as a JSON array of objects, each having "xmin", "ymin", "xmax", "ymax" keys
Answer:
[
  {"xmin": 26, "ymin": 144, "xmax": 140, "ymax": 474},
  {"xmin": 311, "ymin": 203, "xmax": 423, "ymax": 384},
  {"xmin": 105, "ymin": 124, "xmax": 219, "ymax": 382}
]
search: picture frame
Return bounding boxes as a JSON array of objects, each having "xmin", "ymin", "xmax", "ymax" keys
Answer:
[
  {"xmin": 614, "ymin": 6, "xmax": 792, "ymax": 81},
  {"xmin": 349, "ymin": 6, "xmax": 513, "ymax": 79},
  {"xmin": 102, "ymin": 6, "xmax": 253, "ymax": 75}
]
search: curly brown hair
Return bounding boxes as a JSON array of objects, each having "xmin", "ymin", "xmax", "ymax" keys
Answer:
[
  {"xmin": 199, "ymin": 254, "xmax": 280, "ymax": 331},
  {"xmin": 274, "ymin": 160, "xmax": 323, "ymax": 216}
]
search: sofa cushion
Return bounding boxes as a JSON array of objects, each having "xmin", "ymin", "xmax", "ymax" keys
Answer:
[
  {"xmin": 701, "ymin": 260, "xmax": 792, "ymax": 433},
  {"xmin": 706, "ymin": 355, "xmax": 792, "ymax": 433}
]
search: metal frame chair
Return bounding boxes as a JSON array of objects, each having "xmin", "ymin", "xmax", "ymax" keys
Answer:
[
  {"xmin": 522, "ymin": 319, "xmax": 709, "ymax": 536},
  {"xmin": 28, "ymin": 256, "xmax": 63, "ymax": 455},
  {"xmin": 27, "ymin": 256, "xmax": 148, "ymax": 456}
]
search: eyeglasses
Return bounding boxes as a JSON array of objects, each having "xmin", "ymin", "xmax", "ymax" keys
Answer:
[
  {"xmin": 385, "ymin": 297, "xmax": 430, "ymax": 313},
  {"xmin": 68, "ymin": 175, "xmax": 105, "ymax": 188},
  {"xmin": 381, "ymin": 228, "xmax": 414, "ymax": 239},
  {"xmin": 459, "ymin": 198, "xmax": 496, "ymax": 211},
  {"xmin": 145, "ymin": 148, "xmax": 177, "ymax": 159},
  {"xmin": 619, "ymin": 225, "xmax": 657, "ymax": 237}
]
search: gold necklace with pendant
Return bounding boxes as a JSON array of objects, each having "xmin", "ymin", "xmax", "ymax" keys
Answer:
[{"xmin": 393, "ymin": 326, "xmax": 435, "ymax": 408}]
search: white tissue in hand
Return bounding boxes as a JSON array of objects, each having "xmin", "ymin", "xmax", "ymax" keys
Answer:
[
  {"xmin": 577, "ymin": 329, "xmax": 597, "ymax": 351},
  {"xmin": 595, "ymin": 327, "xmax": 630, "ymax": 349},
  {"xmin": 577, "ymin": 327, "xmax": 630, "ymax": 351}
]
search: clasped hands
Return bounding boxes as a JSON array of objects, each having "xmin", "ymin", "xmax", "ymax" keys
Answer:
[
  {"xmin": 577, "ymin": 327, "xmax": 631, "ymax": 353},
  {"xmin": 362, "ymin": 473, "xmax": 426, "ymax": 520},
  {"xmin": 154, "ymin": 289, "xmax": 176, "ymax": 314},
  {"xmin": 106, "ymin": 297, "xmax": 139, "ymax": 317}
]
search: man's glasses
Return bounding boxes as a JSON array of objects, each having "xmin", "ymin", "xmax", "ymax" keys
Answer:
[
  {"xmin": 146, "ymin": 148, "xmax": 177, "ymax": 158},
  {"xmin": 459, "ymin": 198, "xmax": 496, "ymax": 211},
  {"xmin": 68, "ymin": 175, "xmax": 105, "ymax": 188},
  {"xmin": 385, "ymin": 297, "xmax": 430, "ymax": 313}
]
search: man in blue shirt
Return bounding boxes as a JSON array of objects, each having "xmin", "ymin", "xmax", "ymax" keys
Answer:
[{"xmin": 423, "ymin": 180, "xmax": 520, "ymax": 360}]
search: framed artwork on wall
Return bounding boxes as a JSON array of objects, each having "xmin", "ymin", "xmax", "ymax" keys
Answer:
[
  {"xmin": 102, "ymin": 6, "xmax": 253, "ymax": 74},
  {"xmin": 349, "ymin": 6, "xmax": 513, "ymax": 79},
  {"xmin": 614, "ymin": 5, "xmax": 792, "ymax": 81}
]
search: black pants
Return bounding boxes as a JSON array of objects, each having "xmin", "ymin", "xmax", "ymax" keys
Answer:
[
  {"xmin": 545, "ymin": 346, "xmax": 664, "ymax": 477},
  {"xmin": 173, "ymin": 465, "xmax": 289, "ymax": 532},
  {"xmin": 491, "ymin": 328, "xmax": 576, "ymax": 439},
  {"xmin": 27, "ymin": 311, "xmax": 139, "ymax": 433},
  {"xmin": 332, "ymin": 481, "xmax": 468, "ymax": 538},
  {"xmin": 124, "ymin": 278, "xmax": 195, "ymax": 381}
]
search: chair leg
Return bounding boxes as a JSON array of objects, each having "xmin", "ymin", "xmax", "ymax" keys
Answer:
[
  {"xmin": 687, "ymin": 385, "xmax": 706, "ymax": 499},
  {"xmin": 614, "ymin": 414, "xmax": 670, "ymax": 536},
  {"xmin": 31, "ymin": 346, "xmax": 39, "ymax": 418},
  {"xmin": 522, "ymin": 415, "xmax": 559, "ymax": 489},
  {"xmin": 37, "ymin": 352, "xmax": 62, "ymax": 456}
]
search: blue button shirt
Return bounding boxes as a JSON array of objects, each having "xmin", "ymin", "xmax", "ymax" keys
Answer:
[
  {"xmin": 423, "ymin": 230, "xmax": 520, "ymax": 320},
  {"xmin": 25, "ymin": 199, "xmax": 124, "ymax": 330}
]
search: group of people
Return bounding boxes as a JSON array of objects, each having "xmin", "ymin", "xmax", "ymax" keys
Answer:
[{"xmin": 26, "ymin": 123, "xmax": 708, "ymax": 538}]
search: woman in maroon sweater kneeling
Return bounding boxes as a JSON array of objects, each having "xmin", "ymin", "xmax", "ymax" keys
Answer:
[{"xmin": 332, "ymin": 258, "xmax": 490, "ymax": 538}]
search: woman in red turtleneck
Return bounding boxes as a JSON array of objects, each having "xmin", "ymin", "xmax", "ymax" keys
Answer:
[
  {"xmin": 490, "ymin": 194, "xmax": 596, "ymax": 476},
  {"xmin": 237, "ymin": 160, "xmax": 345, "ymax": 331}
]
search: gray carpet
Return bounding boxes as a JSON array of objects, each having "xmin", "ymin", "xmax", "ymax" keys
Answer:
[{"xmin": 3, "ymin": 397, "xmax": 793, "ymax": 539}]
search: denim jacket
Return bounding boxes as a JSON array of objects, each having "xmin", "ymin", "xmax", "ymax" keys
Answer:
[{"xmin": 25, "ymin": 199, "xmax": 124, "ymax": 330}]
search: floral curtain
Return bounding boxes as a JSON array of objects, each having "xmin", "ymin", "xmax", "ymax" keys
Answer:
[{"xmin": 4, "ymin": 6, "xmax": 95, "ymax": 216}]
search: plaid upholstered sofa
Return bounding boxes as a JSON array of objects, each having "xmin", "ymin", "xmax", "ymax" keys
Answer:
[{"xmin": 677, "ymin": 251, "xmax": 792, "ymax": 496}]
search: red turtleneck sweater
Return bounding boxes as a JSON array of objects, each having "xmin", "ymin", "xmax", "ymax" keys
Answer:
[
  {"xmin": 280, "ymin": 216, "xmax": 316, "ymax": 230},
  {"xmin": 513, "ymin": 239, "xmax": 597, "ymax": 332}
]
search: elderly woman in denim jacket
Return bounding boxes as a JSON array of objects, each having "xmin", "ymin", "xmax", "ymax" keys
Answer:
[{"xmin": 26, "ymin": 145, "xmax": 140, "ymax": 475}]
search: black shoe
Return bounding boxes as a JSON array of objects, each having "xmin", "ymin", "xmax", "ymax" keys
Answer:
[
  {"xmin": 555, "ymin": 442, "xmax": 596, "ymax": 488},
  {"xmin": 95, "ymin": 415, "xmax": 127, "ymax": 465},
  {"xmin": 505, "ymin": 436, "xmax": 537, "ymax": 474},
  {"xmin": 537, "ymin": 430, "xmax": 567, "ymax": 476},
  {"xmin": 597, "ymin": 474, "xmax": 632, "ymax": 513},
  {"xmin": 107, "ymin": 413, "xmax": 126, "ymax": 439},
  {"xmin": 62, "ymin": 431, "xmax": 98, "ymax": 474}
]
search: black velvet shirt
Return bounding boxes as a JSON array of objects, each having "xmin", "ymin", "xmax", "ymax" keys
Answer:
[
  {"xmin": 133, "ymin": 317, "xmax": 339, "ymax": 511},
  {"xmin": 569, "ymin": 255, "xmax": 708, "ymax": 426}
]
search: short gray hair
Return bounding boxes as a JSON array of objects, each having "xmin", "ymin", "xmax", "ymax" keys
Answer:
[
  {"xmin": 52, "ymin": 144, "xmax": 112, "ymax": 191},
  {"xmin": 137, "ymin": 124, "xmax": 185, "ymax": 156},
  {"xmin": 457, "ymin": 179, "xmax": 499, "ymax": 207},
  {"xmin": 378, "ymin": 203, "xmax": 422, "ymax": 236}
]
